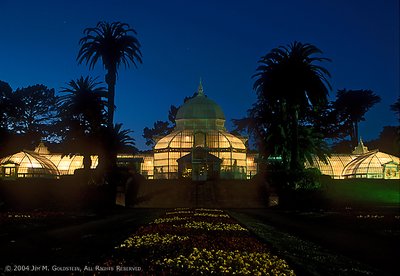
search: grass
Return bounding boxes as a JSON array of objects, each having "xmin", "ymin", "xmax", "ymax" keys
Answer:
[
  {"xmin": 321, "ymin": 178, "xmax": 400, "ymax": 206},
  {"xmin": 0, "ymin": 209, "xmax": 164, "ymax": 267},
  {"xmin": 229, "ymin": 211, "xmax": 379, "ymax": 276}
]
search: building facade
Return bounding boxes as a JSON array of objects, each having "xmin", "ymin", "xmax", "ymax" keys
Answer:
[
  {"xmin": 150, "ymin": 82, "xmax": 251, "ymax": 180},
  {"xmin": 1, "ymin": 82, "xmax": 398, "ymax": 181},
  {"xmin": 0, "ymin": 143, "xmax": 99, "ymax": 179},
  {"xmin": 305, "ymin": 138, "xmax": 400, "ymax": 179},
  {"xmin": 0, "ymin": 82, "xmax": 258, "ymax": 180}
]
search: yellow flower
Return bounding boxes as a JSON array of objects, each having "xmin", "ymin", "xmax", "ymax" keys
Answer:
[
  {"xmin": 156, "ymin": 248, "xmax": 295, "ymax": 275},
  {"xmin": 116, "ymin": 233, "xmax": 189, "ymax": 249}
]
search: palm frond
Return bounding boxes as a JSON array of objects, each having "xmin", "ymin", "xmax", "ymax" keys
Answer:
[{"xmin": 77, "ymin": 21, "xmax": 142, "ymax": 72}]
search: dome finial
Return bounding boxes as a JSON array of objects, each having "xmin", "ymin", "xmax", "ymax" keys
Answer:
[
  {"xmin": 197, "ymin": 78, "xmax": 204, "ymax": 96},
  {"xmin": 352, "ymin": 136, "xmax": 369, "ymax": 154}
]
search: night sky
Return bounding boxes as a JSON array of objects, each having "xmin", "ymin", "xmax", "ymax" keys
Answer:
[{"xmin": 1, "ymin": 0, "xmax": 398, "ymax": 150}]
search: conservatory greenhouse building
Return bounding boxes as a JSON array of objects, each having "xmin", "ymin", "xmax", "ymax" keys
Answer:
[
  {"xmin": 152, "ymin": 82, "xmax": 253, "ymax": 180},
  {"xmin": 0, "ymin": 82, "xmax": 258, "ymax": 180},
  {"xmin": 1, "ymin": 82, "xmax": 398, "ymax": 180},
  {"xmin": 305, "ymin": 138, "xmax": 399, "ymax": 179}
]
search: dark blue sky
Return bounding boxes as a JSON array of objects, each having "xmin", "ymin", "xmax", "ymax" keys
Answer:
[{"xmin": 1, "ymin": 0, "xmax": 398, "ymax": 150}]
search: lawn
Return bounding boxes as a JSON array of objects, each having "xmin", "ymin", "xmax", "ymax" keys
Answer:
[
  {"xmin": 0, "ymin": 209, "xmax": 164, "ymax": 269},
  {"xmin": 322, "ymin": 178, "xmax": 400, "ymax": 206},
  {"xmin": 230, "ymin": 208, "xmax": 399, "ymax": 276}
]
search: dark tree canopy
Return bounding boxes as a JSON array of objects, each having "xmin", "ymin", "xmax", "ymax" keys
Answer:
[
  {"xmin": 0, "ymin": 81, "xmax": 13, "ymax": 156},
  {"xmin": 58, "ymin": 76, "xmax": 107, "ymax": 170},
  {"xmin": 390, "ymin": 97, "xmax": 400, "ymax": 121},
  {"xmin": 331, "ymin": 139, "xmax": 353, "ymax": 154},
  {"xmin": 1, "ymin": 83, "xmax": 59, "ymax": 148},
  {"xmin": 100, "ymin": 123, "xmax": 135, "ymax": 155},
  {"xmin": 306, "ymin": 102, "xmax": 348, "ymax": 140},
  {"xmin": 168, "ymin": 105, "xmax": 179, "ymax": 127},
  {"xmin": 367, "ymin": 126, "xmax": 399, "ymax": 156},
  {"xmin": 77, "ymin": 21, "xmax": 142, "ymax": 128},
  {"xmin": 142, "ymin": 94, "xmax": 195, "ymax": 147},
  {"xmin": 11, "ymin": 85, "xmax": 58, "ymax": 135},
  {"xmin": 333, "ymin": 89, "xmax": 381, "ymax": 147},
  {"xmin": 0, "ymin": 82, "xmax": 60, "ymax": 155},
  {"xmin": 253, "ymin": 41, "xmax": 331, "ymax": 111},
  {"xmin": 143, "ymin": 120, "xmax": 172, "ymax": 147},
  {"xmin": 251, "ymin": 41, "xmax": 331, "ymax": 173},
  {"xmin": 94, "ymin": 123, "xmax": 136, "ymax": 172},
  {"xmin": 78, "ymin": 21, "xmax": 142, "ymax": 71},
  {"xmin": 0, "ymin": 80, "xmax": 13, "ymax": 129},
  {"xmin": 59, "ymin": 76, "xmax": 107, "ymax": 133},
  {"xmin": 231, "ymin": 117, "xmax": 257, "ymax": 149}
]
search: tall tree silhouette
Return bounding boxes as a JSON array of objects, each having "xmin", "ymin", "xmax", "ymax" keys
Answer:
[
  {"xmin": 1, "ymin": 81, "xmax": 62, "ymax": 155},
  {"xmin": 99, "ymin": 123, "xmax": 135, "ymax": 170},
  {"xmin": 253, "ymin": 41, "xmax": 331, "ymax": 172},
  {"xmin": 367, "ymin": 126, "xmax": 399, "ymax": 156},
  {"xmin": 390, "ymin": 97, "xmax": 400, "ymax": 145},
  {"xmin": 334, "ymin": 89, "xmax": 381, "ymax": 147},
  {"xmin": 58, "ymin": 76, "xmax": 107, "ymax": 171},
  {"xmin": 0, "ymin": 81, "xmax": 13, "ymax": 156},
  {"xmin": 77, "ymin": 21, "xmax": 142, "ymax": 128},
  {"xmin": 107, "ymin": 123, "xmax": 135, "ymax": 153},
  {"xmin": 231, "ymin": 117, "xmax": 258, "ymax": 149},
  {"xmin": 0, "ymin": 81, "xmax": 13, "ymax": 130},
  {"xmin": 11, "ymin": 85, "xmax": 58, "ymax": 137}
]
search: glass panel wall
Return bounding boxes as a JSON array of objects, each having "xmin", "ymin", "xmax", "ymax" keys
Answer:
[
  {"xmin": 0, "ymin": 152, "xmax": 59, "ymax": 178},
  {"xmin": 153, "ymin": 129, "xmax": 248, "ymax": 179}
]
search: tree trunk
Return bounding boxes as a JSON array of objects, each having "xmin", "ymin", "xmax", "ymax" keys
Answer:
[
  {"xmin": 83, "ymin": 154, "xmax": 92, "ymax": 171},
  {"xmin": 350, "ymin": 121, "xmax": 358, "ymax": 148},
  {"xmin": 354, "ymin": 120, "xmax": 359, "ymax": 147},
  {"xmin": 105, "ymin": 70, "xmax": 116, "ymax": 129},
  {"xmin": 290, "ymin": 107, "xmax": 300, "ymax": 172}
]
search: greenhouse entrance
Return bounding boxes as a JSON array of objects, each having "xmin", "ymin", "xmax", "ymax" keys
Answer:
[
  {"xmin": 1, "ymin": 163, "xmax": 18, "ymax": 178},
  {"xmin": 177, "ymin": 148, "xmax": 221, "ymax": 181}
]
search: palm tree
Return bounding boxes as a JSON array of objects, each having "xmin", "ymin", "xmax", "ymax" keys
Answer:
[
  {"xmin": 95, "ymin": 123, "xmax": 135, "ymax": 205},
  {"xmin": 249, "ymin": 99, "xmax": 290, "ymax": 165},
  {"xmin": 77, "ymin": 21, "xmax": 142, "ymax": 128},
  {"xmin": 98, "ymin": 123, "xmax": 135, "ymax": 172},
  {"xmin": 102, "ymin": 123, "xmax": 134, "ymax": 153},
  {"xmin": 334, "ymin": 89, "xmax": 381, "ymax": 147},
  {"xmin": 58, "ymin": 76, "xmax": 107, "ymax": 171},
  {"xmin": 298, "ymin": 126, "xmax": 330, "ymax": 166},
  {"xmin": 253, "ymin": 41, "xmax": 331, "ymax": 172}
]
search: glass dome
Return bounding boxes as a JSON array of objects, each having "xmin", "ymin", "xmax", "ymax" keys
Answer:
[
  {"xmin": 175, "ymin": 82, "xmax": 226, "ymax": 131},
  {"xmin": 305, "ymin": 155, "xmax": 356, "ymax": 179},
  {"xmin": 176, "ymin": 81, "xmax": 225, "ymax": 120},
  {"xmin": 175, "ymin": 94, "xmax": 225, "ymax": 121},
  {"xmin": 46, "ymin": 155, "xmax": 98, "ymax": 175},
  {"xmin": 154, "ymin": 82, "xmax": 248, "ymax": 179},
  {"xmin": 342, "ymin": 150, "xmax": 399, "ymax": 179},
  {"xmin": 306, "ymin": 150, "xmax": 400, "ymax": 179},
  {"xmin": 0, "ymin": 150, "xmax": 99, "ymax": 178},
  {"xmin": 0, "ymin": 151, "xmax": 60, "ymax": 178}
]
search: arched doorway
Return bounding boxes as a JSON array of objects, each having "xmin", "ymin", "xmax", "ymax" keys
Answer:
[{"xmin": 177, "ymin": 148, "xmax": 221, "ymax": 181}]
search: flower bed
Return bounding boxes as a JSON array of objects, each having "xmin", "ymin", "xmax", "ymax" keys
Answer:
[{"xmin": 104, "ymin": 208, "xmax": 296, "ymax": 275}]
